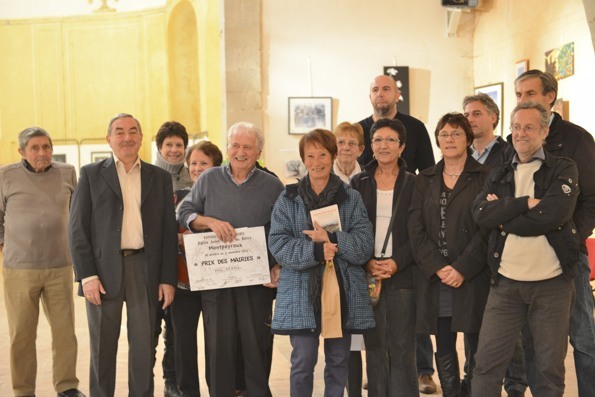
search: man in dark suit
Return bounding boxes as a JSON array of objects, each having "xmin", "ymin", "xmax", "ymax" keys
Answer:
[{"xmin": 69, "ymin": 113, "xmax": 178, "ymax": 397}]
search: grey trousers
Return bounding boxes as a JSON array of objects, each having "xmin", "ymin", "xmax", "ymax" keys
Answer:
[
  {"xmin": 86, "ymin": 252, "xmax": 157, "ymax": 397},
  {"xmin": 472, "ymin": 275, "xmax": 575, "ymax": 397}
]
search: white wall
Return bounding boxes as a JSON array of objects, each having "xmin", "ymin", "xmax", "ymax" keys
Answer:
[
  {"xmin": 473, "ymin": 0, "xmax": 595, "ymax": 135},
  {"xmin": 261, "ymin": 0, "xmax": 477, "ymax": 177}
]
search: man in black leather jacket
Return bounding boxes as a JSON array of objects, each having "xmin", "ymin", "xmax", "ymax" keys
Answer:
[
  {"xmin": 472, "ymin": 102, "xmax": 580, "ymax": 397},
  {"xmin": 508, "ymin": 70, "xmax": 595, "ymax": 397}
]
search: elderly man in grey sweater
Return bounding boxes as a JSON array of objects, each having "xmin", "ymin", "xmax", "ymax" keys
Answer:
[
  {"xmin": 0, "ymin": 127, "xmax": 85, "ymax": 397},
  {"xmin": 178, "ymin": 121, "xmax": 284, "ymax": 397}
]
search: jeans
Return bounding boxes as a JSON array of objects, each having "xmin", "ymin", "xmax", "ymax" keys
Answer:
[
  {"xmin": 473, "ymin": 275, "xmax": 575, "ymax": 397},
  {"xmin": 290, "ymin": 334, "xmax": 351, "ymax": 397},
  {"xmin": 417, "ymin": 333, "xmax": 435, "ymax": 376},
  {"xmin": 364, "ymin": 288, "xmax": 418, "ymax": 397},
  {"xmin": 569, "ymin": 252, "xmax": 595, "ymax": 397}
]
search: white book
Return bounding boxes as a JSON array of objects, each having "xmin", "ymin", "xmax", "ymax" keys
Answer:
[{"xmin": 310, "ymin": 204, "xmax": 342, "ymax": 233}]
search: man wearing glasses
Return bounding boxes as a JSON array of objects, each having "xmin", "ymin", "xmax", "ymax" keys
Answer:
[
  {"xmin": 510, "ymin": 70, "xmax": 595, "ymax": 397},
  {"xmin": 471, "ymin": 102, "xmax": 580, "ymax": 396}
]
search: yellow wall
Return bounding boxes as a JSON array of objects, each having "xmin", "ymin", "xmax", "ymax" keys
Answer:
[
  {"xmin": 0, "ymin": 0, "xmax": 223, "ymax": 165},
  {"xmin": 192, "ymin": 0, "xmax": 224, "ymax": 147}
]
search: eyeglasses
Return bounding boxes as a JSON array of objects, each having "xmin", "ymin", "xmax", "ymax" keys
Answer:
[
  {"xmin": 371, "ymin": 137, "xmax": 400, "ymax": 145},
  {"xmin": 437, "ymin": 131, "xmax": 466, "ymax": 140},
  {"xmin": 337, "ymin": 140, "xmax": 360, "ymax": 148},
  {"xmin": 510, "ymin": 125, "xmax": 539, "ymax": 134}
]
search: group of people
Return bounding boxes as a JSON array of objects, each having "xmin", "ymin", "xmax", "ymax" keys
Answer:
[{"xmin": 0, "ymin": 68, "xmax": 593, "ymax": 397}]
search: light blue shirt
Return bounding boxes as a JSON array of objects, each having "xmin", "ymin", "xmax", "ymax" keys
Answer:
[{"xmin": 471, "ymin": 137, "xmax": 498, "ymax": 165}]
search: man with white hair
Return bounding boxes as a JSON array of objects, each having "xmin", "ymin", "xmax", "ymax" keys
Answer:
[{"xmin": 178, "ymin": 122, "xmax": 284, "ymax": 397}]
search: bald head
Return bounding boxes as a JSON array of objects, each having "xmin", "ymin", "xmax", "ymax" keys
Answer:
[
  {"xmin": 369, "ymin": 75, "xmax": 400, "ymax": 119},
  {"xmin": 370, "ymin": 75, "xmax": 397, "ymax": 91}
]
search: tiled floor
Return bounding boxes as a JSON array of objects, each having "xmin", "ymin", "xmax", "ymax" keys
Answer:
[{"xmin": 0, "ymin": 267, "xmax": 587, "ymax": 396}]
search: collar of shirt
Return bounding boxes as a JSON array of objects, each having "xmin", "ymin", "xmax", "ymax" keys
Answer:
[
  {"xmin": 471, "ymin": 136, "xmax": 499, "ymax": 164},
  {"xmin": 113, "ymin": 154, "xmax": 141, "ymax": 173},
  {"xmin": 512, "ymin": 146, "xmax": 546, "ymax": 169},
  {"xmin": 333, "ymin": 160, "xmax": 361, "ymax": 183},
  {"xmin": 22, "ymin": 159, "xmax": 52, "ymax": 173},
  {"xmin": 224, "ymin": 163, "xmax": 257, "ymax": 185}
]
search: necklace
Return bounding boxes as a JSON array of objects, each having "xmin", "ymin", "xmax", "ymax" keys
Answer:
[{"xmin": 443, "ymin": 171, "xmax": 462, "ymax": 179}]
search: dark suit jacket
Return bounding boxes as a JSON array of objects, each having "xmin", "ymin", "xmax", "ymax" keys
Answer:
[{"xmin": 69, "ymin": 156, "xmax": 178, "ymax": 301}]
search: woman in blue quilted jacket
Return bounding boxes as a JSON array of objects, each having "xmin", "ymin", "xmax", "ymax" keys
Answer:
[{"xmin": 268, "ymin": 128, "xmax": 375, "ymax": 397}]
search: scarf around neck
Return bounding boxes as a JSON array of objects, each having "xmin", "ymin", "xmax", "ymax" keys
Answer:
[
  {"xmin": 298, "ymin": 172, "xmax": 344, "ymax": 314},
  {"xmin": 298, "ymin": 172, "xmax": 343, "ymax": 213},
  {"xmin": 154, "ymin": 150, "xmax": 185, "ymax": 175}
]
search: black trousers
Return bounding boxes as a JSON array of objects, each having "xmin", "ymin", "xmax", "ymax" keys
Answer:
[
  {"xmin": 170, "ymin": 287, "xmax": 203, "ymax": 396},
  {"xmin": 201, "ymin": 286, "xmax": 274, "ymax": 397}
]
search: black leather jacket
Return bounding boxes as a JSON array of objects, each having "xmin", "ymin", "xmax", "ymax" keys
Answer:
[
  {"xmin": 506, "ymin": 112, "xmax": 595, "ymax": 248},
  {"xmin": 472, "ymin": 151, "xmax": 580, "ymax": 284}
]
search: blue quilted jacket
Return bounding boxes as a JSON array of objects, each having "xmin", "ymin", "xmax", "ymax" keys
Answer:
[{"xmin": 269, "ymin": 182, "xmax": 375, "ymax": 335}]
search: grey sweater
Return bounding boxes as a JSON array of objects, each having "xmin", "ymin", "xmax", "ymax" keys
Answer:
[
  {"xmin": 179, "ymin": 165, "xmax": 284, "ymax": 232},
  {"xmin": 0, "ymin": 161, "xmax": 76, "ymax": 269}
]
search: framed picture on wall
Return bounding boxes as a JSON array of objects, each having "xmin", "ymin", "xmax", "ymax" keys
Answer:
[
  {"xmin": 288, "ymin": 97, "xmax": 332, "ymax": 134},
  {"xmin": 79, "ymin": 140, "xmax": 112, "ymax": 168},
  {"xmin": 91, "ymin": 151, "xmax": 112, "ymax": 163},
  {"xmin": 515, "ymin": 59, "xmax": 529, "ymax": 77},
  {"xmin": 475, "ymin": 82, "xmax": 504, "ymax": 136},
  {"xmin": 545, "ymin": 42, "xmax": 574, "ymax": 80},
  {"xmin": 52, "ymin": 141, "xmax": 80, "ymax": 172}
]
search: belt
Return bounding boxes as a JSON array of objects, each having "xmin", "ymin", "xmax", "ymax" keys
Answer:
[{"xmin": 121, "ymin": 248, "xmax": 144, "ymax": 257}]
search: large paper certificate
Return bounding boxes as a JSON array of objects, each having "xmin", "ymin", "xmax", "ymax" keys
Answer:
[{"xmin": 183, "ymin": 226, "xmax": 271, "ymax": 291}]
